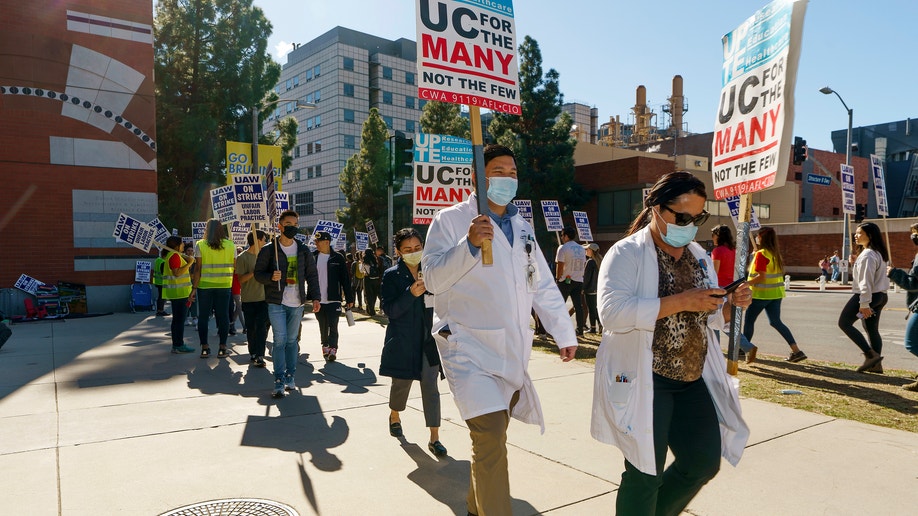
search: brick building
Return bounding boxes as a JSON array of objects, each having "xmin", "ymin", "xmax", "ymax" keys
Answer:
[{"xmin": 0, "ymin": 1, "xmax": 156, "ymax": 313}]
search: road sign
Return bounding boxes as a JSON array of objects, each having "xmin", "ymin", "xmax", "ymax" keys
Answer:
[{"xmin": 806, "ymin": 173, "xmax": 832, "ymax": 186}]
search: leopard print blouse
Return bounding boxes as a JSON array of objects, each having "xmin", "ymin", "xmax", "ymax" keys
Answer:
[{"xmin": 652, "ymin": 245, "xmax": 711, "ymax": 381}]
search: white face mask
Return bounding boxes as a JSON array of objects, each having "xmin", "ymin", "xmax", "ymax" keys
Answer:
[{"xmin": 401, "ymin": 250, "xmax": 423, "ymax": 266}]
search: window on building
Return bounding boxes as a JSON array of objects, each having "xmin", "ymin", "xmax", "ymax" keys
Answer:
[
  {"xmin": 314, "ymin": 140, "xmax": 321, "ymax": 152},
  {"xmin": 306, "ymin": 118, "xmax": 314, "ymax": 130},
  {"xmin": 294, "ymin": 191, "xmax": 313, "ymax": 215},
  {"xmin": 343, "ymin": 57, "xmax": 354, "ymax": 71},
  {"xmin": 343, "ymin": 83, "xmax": 354, "ymax": 97},
  {"xmin": 306, "ymin": 93, "xmax": 314, "ymax": 103},
  {"xmin": 343, "ymin": 134, "xmax": 356, "ymax": 149},
  {"xmin": 314, "ymin": 89, "xmax": 321, "ymax": 102},
  {"xmin": 294, "ymin": 146, "xmax": 300, "ymax": 158},
  {"xmin": 383, "ymin": 91, "xmax": 393, "ymax": 104},
  {"xmin": 314, "ymin": 114, "xmax": 321, "ymax": 127},
  {"xmin": 795, "ymin": 172, "xmax": 802, "ymax": 181},
  {"xmin": 383, "ymin": 66, "xmax": 392, "ymax": 79},
  {"xmin": 293, "ymin": 76, "xmax": 299, "ymax": 87},
  {"xmin": 343, "ymin": 109, "xmax": 355, "ymax": 123},
  {"xmin": 597, "ymin": 189, "xmax": 644, "ymax": 226},
  {"xmin": 406, "ymin": 120, "xmax": 415, "ymax": 133},
  {"xmin": 315, "ymin": 164, "xmax": 322, "ymax": 177},
  {"xmin": 406, "ymin": 96, "xmax": 415, "ymax": 109},
  {"xmin": 383, "ymin": 116, "xmax": 393, "ymax": 128},
  {"xmin": 286, "ymin": 102, "xmax": 294, "ymax": 114},
  {"xmin": 314, "ymin": 64, "xmax": 321, "ymax": 77},
  {"xmin": 405, "ymin": 71, "xmax": 415, "ymax": 85},
  {"xmin": 306, "ymin": 143, "xmax": 313, "ymax": 155},
  {"xmin": 307, "ymin": 167, "xmax": 314, "ymax": 179},
  {"xmin": 306, "ymin": 69, "xmax": 313, "ymax": 81},
  {"xmin": 419, "ymin": 99, "xmax": 427, "ymax": 110}
]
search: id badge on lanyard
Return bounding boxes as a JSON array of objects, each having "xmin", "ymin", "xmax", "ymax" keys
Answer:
[{"xmin": 525, "ymin": 240, "xmax": 539, "ymax": 293}]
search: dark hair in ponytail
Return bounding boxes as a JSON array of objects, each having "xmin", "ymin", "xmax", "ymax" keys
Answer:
[{"xmin": 627, "ymin": 171, "xmax": 707, "ymax": 235}]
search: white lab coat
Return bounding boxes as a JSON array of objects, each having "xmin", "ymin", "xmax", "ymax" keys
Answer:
[
  {"xmin": 590, "ymin": 226, "xmax": 749, "ymax": 475},
  {"xmin": 423, "ymin": 195, "xmax": 577, "ymax": 432}
]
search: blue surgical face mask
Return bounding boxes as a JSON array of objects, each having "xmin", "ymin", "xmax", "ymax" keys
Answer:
[
  {"xmin": 661, "ymin": 222, "xmax": 698, "ymax": 248},
  {"xmin": 487, "ymin": 176, "xmax": 518, "ymax": 206}
]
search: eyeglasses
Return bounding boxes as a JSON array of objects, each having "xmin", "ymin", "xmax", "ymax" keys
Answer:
[{"xmin": 660, "ymin": 204, "xmax": 710, "ymax": 227}]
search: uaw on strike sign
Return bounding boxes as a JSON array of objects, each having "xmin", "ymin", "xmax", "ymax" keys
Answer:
[
  {"xmin": 416, "ymin": 0, "xmax": 520, "ymax": 115},
  {"xmin": 711, "ymin": 0, "xmax": 807, "ymax": 199}
]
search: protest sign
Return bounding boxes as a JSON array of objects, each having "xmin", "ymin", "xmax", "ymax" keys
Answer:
[
  {"xmin": 413, "ymin": 133, "xmax": 474, "ymax": 224},
  {"xmin": 355, "ymin": 231, "xmax": 370, "ymax": 252},
  {"xmin": 229, "ymin": 221, "xmax": 250, "ymax": 247},
  {"xmin": 226, "ymin": 140, "xmax": 282, "ymax": 190},
  {"xmin": 726, "ymin": 196, "xmax": 762, "ymax": 231},
  {"xmin": 148, "ymin": 217, "xmax": 170, "ymax": 245},
  {"xmin": 711, "ymin": 0, "xmax": 808, "ymax": 199},
  {"xmin": 841, "ymin": 164, "xmax": 856, "ymax": 215},
  {"xmin": 191, "ymin": 221, "xmax": 206, "ymax": 241},
  {"xmin": 870, "ymin": 155, "xmax": 889, "ymax": 216},
  {"xmin": 513, "ymin": 199, "xmax": 533, "ymax": 226},
  {"xmin": 334, "ymin": 237, "xmax": 347, "ymax": 252},
  {"xmin": 182, "ymin": 237, "xmax": 195, "ymax": 248},
  {"xmin": 232, "ymin": 174, "xmax": 266, "ymax": 224},
  {"xmin": 14, "ymin": 274, "xmax": 45, "ymax": 295},
  {"xmin": 275, "ymin": 192, "xmax": 289, "ymax": 222},
  {"xmin": 264, "ymin": 160, "xmax": 277, "ymax": 225},
  {"xmin": 210, "ymin": 185, "xmax": 238, "ymax": 223},
  {"xmin": 572, "ymin": 211, "xmax": 593, "ymax": 242},
  {"xmin": 135, "ymin": 261, "xmax": 152, "ymax": 283},
  {"xmin": 416, "ymin": 0, "xmax": 520, "ymax": 115},
  {"xmin": 312, "ymin": 220, "xmax": 345, "ymax": 245},
  {"xmin": 113, "ymin": 213, "xmax": 155, "ymax": 252},
  {"xmin": 540, "ymin": 200, "xmax": 563, "ymax": 232},
  {"xmin": 366, "ymin": 220, "xmax": 379, "ymax": 245}
]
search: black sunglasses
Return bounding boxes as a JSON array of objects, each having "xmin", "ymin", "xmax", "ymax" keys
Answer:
[{"xmin": 660, "ymin": 204, "xmax": 710, "ymax": 227}]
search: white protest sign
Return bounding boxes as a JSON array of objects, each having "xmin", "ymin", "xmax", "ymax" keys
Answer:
[
  {"xmin": 135, "ymin": 261, "xmax": 152, "ymax": 283},
  {"xmin": 711, "ymin": 0, "xmax": 808, "ymax": 199},
  {"xmin": 540, "ymin": 200, "xmax": 563, "ymax": 232},
  {"xmin": 869, "ymin": 154, "xmax": 889, "ymax": 216},
  {"xmin": 415, "ymin": 0, "xmax": 520, "ymax": 115},
  {"xmin": 355, "ymin": 231, "xmax": 370, "ymax": 252},
  {"xmin": 232, "ymin": 174, "xmax": 266, "ymax": 224},
  {"xmin": 191, "ymin": 221, "xmax": 206, "ymax": 241},
  {"xmin": 413, "ymin": 133, "xmax": 474, "ymax": 224},
  {"xmin": 841, "ymin": 164, "xmax": 856, "ymax": 215},
  {"xmin": 229, "ymin": 221, "xmax": 250, "ymax": 247},
  {"xmin": 512, "ymin": 199, "xmax": 533, "ymax": 226},
  {"xmin": 113, "ymin": 213, "xmax": 155, "ymax": 252},
  {"xmin": 334, "ymin": 237, "xmax": 347, "ymax": 252},
  {"xmin": 148, "ymin": 217, "xmax": 170, "ymax": 245},
  {"xmin": 312, "ymin": 220, "xmax": 345, "ymax": 246},
  {"xmin": 726, "ymin": 196, "xmax": 762, "ymax": 231},
  {"xmin": 274, "ymin": 192, "xmax": 290, "ymax": 226},
  {"xmin": 210, "ymin": 185, "xmax": 238, "ymax": 223},
  {"xmin": 366, "ymin": 220, "xmax": 379, "ymax": 245},
  {"xmin": 572, "ymin": 211, "xmax": 593, "ymax": 242},
  {"xmin": 14, "ymin": 273, "xmax": 45, "ymax": 295}
]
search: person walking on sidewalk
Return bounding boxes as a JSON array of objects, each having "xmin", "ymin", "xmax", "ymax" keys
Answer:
[
  {"xmin": 191, "ymin": 219, "xmax": 235, "ymax": 359},
  {"xmin": 380, "ymin": 227, "xmax": 447, "ymax": 457},
  {"xmin": 153, "ymin": 249, "xmax": 168, "ymax": 316},
  {"xmin": 840, "ymin": 222, "xmax": 890, "ymax": 373},
  {"xmin": 423, "ymin": 144, "xmax": 577, "ymax": 516},
  {"xmin": 312, "ymin": 231, "xmax": 354, "ymax": 362},
  {"xmin": 887, "ymin": 222, "xmax": 918, "ymax": 390},
  {"xmin": 362, "ymin": 248, "xmax": 383, "ymax": 316},
  {"xmin": 236, "ymin": 230, "xmax": 269, "ymax": 368},
  {"xmin": 162, "ymin": 236, "xmax": 194, "ymax": 354},
  {"xmin": 590, "ymin": 171, "xmax": 750, "ymax": 516},
  {"xmin": 830, "ymin": 249, "xmax": 841, "ymax": 282},
  {"xmin": 351, "ymin": 251, "xmax": 366, "ymax": 311},
  {"xmin": 556, "ymin": 226, "xmax": 587, "ymax": 335},
  {"xmin": 582, "ymin": 242, "xmax": 602, "ymax": 334},
  {"xmin": 254, "ymin": 210, "xmax": 320, "ymax": 398},
  {"xmin": 743, "ymin": 226, "xmax": 807, "ymax": 363}
]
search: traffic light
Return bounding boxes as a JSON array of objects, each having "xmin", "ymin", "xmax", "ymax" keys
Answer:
[
  {"xmin": 792, "ymin": 136, "xmax": 807, "ymax": 165},
  {"xmin": 855, "ymin": 203, "xmax": 866, "ymax": 222},
  {"xmin": 393, "ymin": 131, "xmax": 414, "ymax": 179}
]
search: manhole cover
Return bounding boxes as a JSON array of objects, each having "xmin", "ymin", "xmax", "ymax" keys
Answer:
[{"xmin": 160, "ymin": 498, "xmax": 298, "ymax": 516}]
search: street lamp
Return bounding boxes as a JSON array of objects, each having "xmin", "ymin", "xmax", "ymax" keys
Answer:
[
  {"xmin": 251, "ymin": 98, "xmax": 316, "ymax": 214},
  {"xmin": 820, "ymin": 86, "xmax": 853, "ymax": 285}
]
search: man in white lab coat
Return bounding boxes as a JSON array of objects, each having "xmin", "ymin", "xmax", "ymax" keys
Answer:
[{"xmin": 423, "ymin": 144, "xmax": 578, "ymax": 516}]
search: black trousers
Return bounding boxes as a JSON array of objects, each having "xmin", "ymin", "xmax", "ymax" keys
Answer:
[
  {"xmin": 168, "ymin": 298, "xmax": 188, "ymax": 348},
  {"xmin": 156, "ymin": 284, "xmax": 165, "ymax": 312},
  {"xmin": 585, "ymin": 292, "xmax": 600, "ymax": 329},
  {"xmin": 838, "ymin": 292, "xmax": 888, "ymax": 355},
  {"xmin": 557, "ymin": 280, "xmax": 585, "ymax": 330},
  {"xmin": 242, "ymin": 301, "xmax": 269, "ymax": 358},
  {"xmin": 196, "ymin": 287, "xmax": 230, "ymax": 347},
  {"xmin": 364, "ymin": 277, "xmax": 381, "ymax": 315},
  {"xmin": 316, "ymin": 302, "xmax": 342, "ymax": 349},
  {"xmin": 616, "ymin": 374, "xmax": 722, "ymax": 516}
]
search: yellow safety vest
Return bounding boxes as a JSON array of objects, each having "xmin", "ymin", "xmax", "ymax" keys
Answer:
[
  {"xmin": 196, "ymin": 239, "xmax": 235, "ymax": 289},
  {"xmin": 748, "ymin": 248, "xmax": 785, "ymax": 300},
  {"xmin": 162, "ymin": 252, "xmax": 192, "ymax": 300},
  {"xmin": 152, "ymin": 257, "xmax": 165, "ymax": 286}
]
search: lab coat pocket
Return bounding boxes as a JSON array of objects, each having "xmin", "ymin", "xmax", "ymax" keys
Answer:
[{"xmin": 596, "ymin": 360, "xmax": 637, "ymax": 435}]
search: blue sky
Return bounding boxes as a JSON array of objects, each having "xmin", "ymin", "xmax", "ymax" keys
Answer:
[{"xmin": 253, "ymin": 0, "xmax": 917, "ymax": 152}]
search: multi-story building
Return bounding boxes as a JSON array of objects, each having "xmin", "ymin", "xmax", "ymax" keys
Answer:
[
  {"xmin": 561, "ymin": 102, "xmax": 598, "ymax": 144},
  {"xmin": 271, "ymin": 27, "xmax": 426, "ymax": 230}
]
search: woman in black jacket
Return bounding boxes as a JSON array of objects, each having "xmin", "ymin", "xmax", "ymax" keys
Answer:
[
  {"xmin": 582, "ymin": 243, "xmax": 603, "ymax": 333},
  {"xmin": 380, "ymin": 228, "xmax": 446, "ymax": 456}
]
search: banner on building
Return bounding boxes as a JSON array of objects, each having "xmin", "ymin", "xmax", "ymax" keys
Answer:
[
  {"xmin": 366, "ymin": 220, "xmax": 379, "ymax": 245},
  {"xmin": 355, "ymin": 231, "xmax": 370, "ymax": 251},
  {"xmin": 113, "ymin": 213, "xmax": 155, "ymax": 252},
  {"xmin": 135, "ymin": 261, "xmax": 152, "ymax": 283},
  {"xmin": 14, "ymin": 274, "xmax": 45, "ymax": 295},
  {"xmin": 870, "ymin": 154, "xmax": 889, "ymax": 216},
  {"xmin": 841, "ymin": 164, "xmax": 856, "ymax": 215},
  {"xmin": 711, "ymin": 0, "xmax": 808, "ymax": 199},
  {"xmin": 540, "ymin": 200, "xmax": 563, "ymax": 232},
  {"xmin": 512, "ymin": 199, "xmax": 533, "ymax": 226},
  {"xmin": 415, "ymin": 0, "xmax": 521, "ymax": 115},
  {"xmin": 572, "ymin": 211, "xmax": 593, "ymax": 242},
  {"xmin": 210, "ymin": 185, "xmax": 238, "ymax": 223},
  {"xmin": 232, "ymin": 174, "xmax": 266, "ymax": 224},
  {"xmin": 226, "ymin": 140, "xmax": 282, "ymax": 190},
  {"xmin": 191, "ymin": 221, "xmax": 206, "ymax": 241},
  {"xmin": 726, "ymin": 196, "xmax": 762, "ymax": 231},
  {"xmin": 413, "ymin": 133, "xmax": 473, "ymax": 224}
]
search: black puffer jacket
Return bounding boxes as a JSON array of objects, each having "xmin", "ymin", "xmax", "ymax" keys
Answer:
[
  {"xmin": 888, "ymin": 253, "xmax": 918, "ymax": 310},
  {"xmin": 379, "ymin": 260, "xmax": 440, "ymax": 380},
  {"xmin": 313, "ymin": 249, "xmax": 355, "ymax": 304},
  {"xmin": 253, "ymin": 239, "xmax": 320, "ymax": 305}
]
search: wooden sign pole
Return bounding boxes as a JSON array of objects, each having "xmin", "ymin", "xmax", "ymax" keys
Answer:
[
  {"xmin": 469, "ymin": 106, "xmax": 493, "ymax": 266},
  {"xmin": 727, "ymin": 193, "xmax": 753, "ymax": 377}
]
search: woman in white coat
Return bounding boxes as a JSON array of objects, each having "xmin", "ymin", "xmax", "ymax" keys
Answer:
[{"xmin": 591, "ymin": 171, "xmax": 752, "ymax": 516}]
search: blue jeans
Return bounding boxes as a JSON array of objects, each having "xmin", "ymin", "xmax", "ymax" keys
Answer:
[
  {"xmin": 742, "ymin": 298, "xmax": 797, "ymax": 348},
  {"xmin": 268, "ymin": 303, "xmax": 305, "ymax": 381},
  {"xmin": 906, "ymin": 312, "xmax": 918, "ymax": 359}
]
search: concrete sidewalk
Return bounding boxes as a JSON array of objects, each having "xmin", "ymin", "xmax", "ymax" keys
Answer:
[{"xmin": 1, "ymin": 312, "xmax": 916, "ymax": 515}]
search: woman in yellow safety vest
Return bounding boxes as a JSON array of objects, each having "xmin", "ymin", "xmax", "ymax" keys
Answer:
[
  {"xmin": 743, "ymin": 226, "xmax": 807, "ymax": 363},
  {"xmin": 162, "ymin": 236, "xmax": 195, "ymax": 354},
  {"xmin": 191, "ymin": 218, "xmax": 236, "ymax": 358}
]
